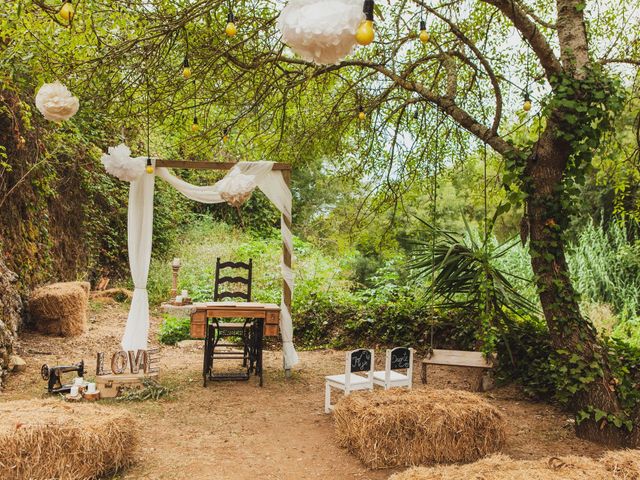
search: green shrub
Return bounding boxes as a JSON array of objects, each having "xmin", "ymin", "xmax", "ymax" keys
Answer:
[{"xmin": 158, "ymin": 316, "xmax": 190, "ymax": 345}]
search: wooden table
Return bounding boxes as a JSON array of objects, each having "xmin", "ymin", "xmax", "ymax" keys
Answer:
[
  {"xmin": 193, "ymin": 302, "xmax": 280, "ymax": 387},
  {"xmin": 188, "ymin": 302, "xmax": 280, "ymax": 339}
]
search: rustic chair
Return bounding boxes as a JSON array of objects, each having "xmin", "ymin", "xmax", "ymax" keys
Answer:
[
  {"xmin": 324, "ymin": 349, "xmax": 374, "ymax": 413},
  {"xmin": 373, "ymin": 347, "xmax": 414, "ymax": 390},
  {"xmin": 203, "ymin": 258, "xmax": 257, "ymax": 386}
]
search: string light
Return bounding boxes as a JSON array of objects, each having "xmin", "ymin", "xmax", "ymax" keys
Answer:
[
  {"xmin": 146, "ymin": 158, "xmax": 154, "ymax": 174},
  {"xmin": 419, "ymin": 20, "xmax": 429, "ymax": 44},
  {"xmin": 358, "ymin": 105, "xmax": 366, "ymax": 120},
  {"xmin": 523, "ymin": 92, "xmax": 532, "ymax": 112},
  {"xmin": 356, "ymin": 0, "xmax": 375, "ymax": 46},
  {"xmin": 222, "ymin": 127, "xmax": 230, "ymax": 143},
  {"xmin": 225, "ymin": 11, "xmax": 237, "ymax": 36},
  {"xmin": 182, "ymin": 57, "xmax": 191, "ymax": 80},
  {"xmin": 191, "ymin": 115, "xmax": 199, "ymax": 132},
  {"xmin": 59, "ymin": 1, "xmax": 75, "ymax": 22}
]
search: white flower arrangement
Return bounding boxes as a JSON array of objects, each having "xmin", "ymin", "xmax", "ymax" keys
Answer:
[
  {"xmin": 101, "ymin": 144, "xmax": 146, "ymax": 182},
  {"xmin": 277, "ymin": 0, "xmax": 364, "ymax": 65},
  {"xmin": 34, "ymin": 81, "xmax": 80, "ymax": 122}
]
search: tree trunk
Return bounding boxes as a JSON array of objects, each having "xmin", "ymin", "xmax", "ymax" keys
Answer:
[{"xmin": 525, "ymin": 119, "xmax": 638, "ymax": 447}]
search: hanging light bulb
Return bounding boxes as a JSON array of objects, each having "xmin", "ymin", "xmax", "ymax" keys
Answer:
[
  {"xmin": 191, "ymin": 115, "xmax": 199, "ymax": 132},
  {"xmin": 59, "ymin": 1, "xmax": 75, "ymax": 21},
  {"xmin": 222, "ymin": 127, "xmax": 230, "ymax": 143},
  {"xmin": 419, "ymin": 20, "xmax": 429, "ymax": 44},
  {"xmin": 356, "ymin": 0, "xmax": 375, "ymax": 46},
  {"xmin": 182, "ymin": 57, "xmax": 191, "ymax": 80},
  {"xmin": 146, "ymin": 158, "xmax": 154, "ymax": 174},
  {"xmin": 358, "ymin": 105, "xmax": 366, "ymax": 121},
  {"xmin": 523, "ymin": 92, "xmax": 532, "ymax": 112},
  {"xmin": 225, "ymin": 11, "xmax": 237, "ymax": 36}
]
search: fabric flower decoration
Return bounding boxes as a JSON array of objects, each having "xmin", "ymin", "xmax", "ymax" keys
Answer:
[
  {"xmin": 101, "ymin": 144, "xmax": 146, "ymax": 182},
  {"xmin": 35, "ymin": 81, "xmax": 80, "ymax": 122},
  {"xmin": 277, "ymin": 0, "xmax": 364, "ymax": 65},
  {"xmin": 218, "ymin": 171, "xmax": 257, "ymax": 208}
]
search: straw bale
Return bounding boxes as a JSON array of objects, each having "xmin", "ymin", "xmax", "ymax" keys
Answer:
[
  {"xmin": 0, "ymin": 399, "xmax": 139, "ymax": 480},
  {"xmin": 29, "ymin": 281, "xmax": 89, "ymax": 336},
  {"xmin": 333, "ymin": 388, "xmax": 506, "ymax": 469},
  {"xmin": 389, "ymin": 450, "xmax": 640, "ymax": 479}
]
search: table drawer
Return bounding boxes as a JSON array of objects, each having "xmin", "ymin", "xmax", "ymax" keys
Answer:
[
  {"xmin": 264, "ymin": 323, "xmax": 279, "ymax": 337},
  {"xmin": 190, "ymin": 311, "xmax": 207, "ymax": 339},
  {"xmin": 265, "ymin": 311, "xmax": 280, "ymax": 325}
]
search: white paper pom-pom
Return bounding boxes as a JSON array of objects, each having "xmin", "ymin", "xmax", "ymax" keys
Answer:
[
  {"xmin": 35, "ymin": 81, "xmax": 80, "ymax": 122},
  {"xmin": 218, "ymin": 171, "xmax": 257, "ymax": 208},
  {"xmin": 277, "ymin": 0, "xmax": 364, "ymax": 65},
  {"xmin": 101, "ymin": 144, "xmax": 146, "ymax": 182}
]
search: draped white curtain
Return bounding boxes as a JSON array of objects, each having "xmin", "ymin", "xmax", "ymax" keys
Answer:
[{"xmin": 102, "ymin": 148, "xmax": 298, "ymax": 368}]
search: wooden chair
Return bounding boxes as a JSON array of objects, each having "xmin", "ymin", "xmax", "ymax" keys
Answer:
[
  {"xmin": 421, "ymin": 349, "xmax": 495, "ymax": 392},
  {"xmin": 373, "ymin": 347, "xmax": 414, "ymax": 390},
  {"xmin": 324, "ymin": 349, "xmax": 374, "ymax": 413},
  {"xmin": 203, "ymin": 258, "xmax": 258, "ymax": 386}
]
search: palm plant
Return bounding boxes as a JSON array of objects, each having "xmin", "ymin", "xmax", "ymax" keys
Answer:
[{"xmin": 409, "ymin": 217, "xmax": 539, "ymax": 331}]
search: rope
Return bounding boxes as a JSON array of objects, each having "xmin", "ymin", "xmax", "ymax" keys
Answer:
[
  {"xmin": 146, "ymin": 73, "xmax": 151, "ymax": 163},
  {"xmin": 429, "ymin": 108, "xmax": 441, "ymax": 351}
]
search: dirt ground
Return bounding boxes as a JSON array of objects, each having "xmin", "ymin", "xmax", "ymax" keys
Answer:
[{"xmin": 0, "ymin": 298, "xmax": 613, "ymax": 479}]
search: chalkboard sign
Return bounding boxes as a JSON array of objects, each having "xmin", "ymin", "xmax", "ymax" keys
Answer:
[
  {"xmin": 350, "ymin": 349, "xmax": 372, "ymax": 372},
  {"xmin": 390, "ymin": 347, "xmax": 411, "ymax": 370}
]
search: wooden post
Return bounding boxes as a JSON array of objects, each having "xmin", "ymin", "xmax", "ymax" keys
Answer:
[{"xmin": 282, "ymin": 169, "xmax": 292, "ymax": 379}]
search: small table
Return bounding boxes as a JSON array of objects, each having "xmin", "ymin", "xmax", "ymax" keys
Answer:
[
  {"xmin": 190, "ymin": 302, "xmax": 280, "ymax": 387},
  {"xmin": 161, "ymin": 302, "xmax": 281, "ymax": 338}
]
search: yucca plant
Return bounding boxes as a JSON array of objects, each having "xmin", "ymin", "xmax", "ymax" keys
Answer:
[{"xmin": 409, "ymin": 216, "xmax": 539, "ymax": 333}]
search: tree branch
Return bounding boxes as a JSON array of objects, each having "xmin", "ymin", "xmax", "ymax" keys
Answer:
[{"xmin": 481, "ymin": 0, "xmax": 563, "ymax": 79}]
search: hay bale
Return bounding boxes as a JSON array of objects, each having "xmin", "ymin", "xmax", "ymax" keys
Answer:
[
  {"xmin": 0, "ymin": 399, "xmax": 139, "ymax": 480},
  {"xmin": 29, "ymin": 281, "xmax": 89, "ymax": 336},
  {"xmin": 333, "ymin": 388, "xmax": 506, "ymax": 469},
  {"xmin": 388, "ymin": 450, "xmax": 640, "ymax": 479}
]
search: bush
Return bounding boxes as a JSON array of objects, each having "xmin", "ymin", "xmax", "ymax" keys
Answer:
[{"xmin": 158, "ymin": 316, "xmax": 190, "ymax": 345}]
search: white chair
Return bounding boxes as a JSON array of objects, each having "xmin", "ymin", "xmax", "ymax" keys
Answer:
[
  {"xmin": 324, "ymin": 349, "xmax": 374, "ymax": 413},
  {"xmin": 373, "ymin": 347, "xmax": 414, "ymax": 390}
]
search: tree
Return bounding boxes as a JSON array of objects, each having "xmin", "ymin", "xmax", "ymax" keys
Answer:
[{"xmin": 4, "ymin": 0, "xmax": 640, "ymax": 445}]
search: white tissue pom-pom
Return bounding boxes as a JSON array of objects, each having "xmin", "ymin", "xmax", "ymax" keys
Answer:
[
  {"xmin": 101, "ymin": 144, "xmax": 146, "ymax": 182},
  {"xmin": 277, "ymin": 0, "xmax": 364, "ymax": 65},
  {"xmin": 218, "ymin": 172, "xmax": 257, "ymax": 207},
  {"xmin": 35, "ymin": 81, "xmax": 80, "ymax": 122}
]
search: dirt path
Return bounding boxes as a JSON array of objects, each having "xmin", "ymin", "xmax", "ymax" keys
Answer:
[{"xmin": 0, "ymin": 298, "xmax": 610, "ymax": 479}]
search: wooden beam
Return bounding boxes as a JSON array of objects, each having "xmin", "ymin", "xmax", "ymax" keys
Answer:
[{"xmin": 156, "ymin": 160, "xmax": 292, "ymax": 170}]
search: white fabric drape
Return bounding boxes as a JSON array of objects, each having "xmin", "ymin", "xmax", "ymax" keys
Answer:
[
  {"xmin": 102, "ymin": 149, "xmax": 298, "ymax": 368},
  {"xmin": 121, "ymin": 159, "xmax": 156, "ymax": 351}
]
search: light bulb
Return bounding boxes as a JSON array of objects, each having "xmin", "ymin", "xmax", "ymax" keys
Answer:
[
  {"xmin": 225, "ymin": 12, "xmax": 237, "ymax": 36},
  {"xmin": 419, "ymin": 20, "xmax": 429, "ymax": 44},
  {"xmin": 191, "ymin": 122, "xmax": 199, "ymax": 132},
  {"xmin": 59, "ymin": 2, "xmax": 74, "ymax": 21},
  {"xmin": 146, "ymin": 159, "xmax": 154, "ymax": 174},
  {"xmin": 356, "ymin": 20, "xmax": 375, "ymax": 46},
  {"xmin": 182, "ymin": 67, "xmax": 192, "ymax": 79},
  {"xmin": 223, "ymin": 134, "xmax": 229, "ymax": 143},
  {"xmin": 358, "ymin": 107, "xmax": 366, "ymax": 120},
  {"xmin": 523, "ymin": 94, "xmax": 532, "ymax": 112}
]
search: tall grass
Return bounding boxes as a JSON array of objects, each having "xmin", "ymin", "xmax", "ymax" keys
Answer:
[{"xmin": 566, "ymin": 220, "xmax": 640, "ymax": 342}]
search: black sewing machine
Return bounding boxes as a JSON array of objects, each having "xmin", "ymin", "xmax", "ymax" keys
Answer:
[{"xmin": 41, "ymin": 361, "xmax": 85, "ymax": 394}]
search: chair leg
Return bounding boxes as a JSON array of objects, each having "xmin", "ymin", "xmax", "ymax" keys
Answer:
[{"xmin": 324, "ymin": 383, "xmax": 332, "ymax": 414}]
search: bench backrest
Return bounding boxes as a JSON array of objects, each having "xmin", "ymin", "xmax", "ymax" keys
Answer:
[{"xmin": 424, "ymin": 349, "xmax": 494, "ymax": 368}]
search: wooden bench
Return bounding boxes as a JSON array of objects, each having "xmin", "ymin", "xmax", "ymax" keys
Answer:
[{"xmin": 421, "ymin": 349, "xmax": 495, "ymax": 392}]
